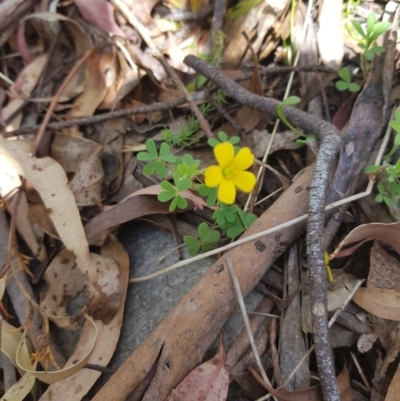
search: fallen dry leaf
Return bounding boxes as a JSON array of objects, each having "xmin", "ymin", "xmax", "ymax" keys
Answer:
[
  {"xmin": 74, "ymin": 0, "xmax": 124, "ymax": 36},
  {"xmin": 166, "ymin": 333, "xmax": 229, "ymax": 401},
  {"xmin": 353, "ymin": 287, "xmax": 400, "ymax": 321}
]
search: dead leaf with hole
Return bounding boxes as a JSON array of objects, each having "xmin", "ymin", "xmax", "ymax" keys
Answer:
[
  {"xmin": 166, "ymin": 334, "xmax": 229, "ymax": 401},
  {"xmin": 50, "ymin": 132, "xmax": 104, "ymax": 207},
  {"xmin": 0, "ymin": 54, "xmax": 48, "ymax": 131}
]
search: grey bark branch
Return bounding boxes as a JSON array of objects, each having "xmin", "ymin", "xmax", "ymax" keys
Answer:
[{"xmin": 184, "ymin": 55, "xmax": 341, "ymax": 401}]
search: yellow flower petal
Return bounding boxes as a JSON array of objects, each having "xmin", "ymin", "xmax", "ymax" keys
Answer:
[
  {"xmin": 218, "ymin": 179, "xmax": 236, "ymax": 204},
  {"xmin": 214, "ymin": 142, "xmax": 234, "ymax": 168},
  {"xmin": 232, "ymin": 147, "xmax": 254, "ymax": 171},
  {"xmin": 233, "ymin": 171, "xmax": 256, "ymax": 193},
  {"xmin": 204, "ymin": 165, "xmax": 223, "ymax": 187}
]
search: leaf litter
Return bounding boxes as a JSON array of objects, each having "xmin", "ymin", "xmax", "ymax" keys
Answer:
[{"xmin": 0, "ymin": 0, "xmax": 399, "ymax": 400}]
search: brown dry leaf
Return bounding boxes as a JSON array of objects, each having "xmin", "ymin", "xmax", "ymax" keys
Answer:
[
  {"xmin": 260, "ymin": 359, "xmax": 352, "ymax": 401},
  {"xmin": 166, "ymin": 334, "xmax": 229, "ymax": 401},
  {"xmin": 85, "ymin": 194, "xmax": 175, "ymax": 238},
  {"xmin": 50, "ymin": 133, "xmax": 104, "ymax": 206},
  {"xmin": 40, "ymin": 249, "xmax": 87, "ymax": 329},
  {"xmin": 332, "ymin": 221, "xmax": 400, "ymax": 258},
  {"xmin": 0, "ymin": 139, "xmax": 96, "ymax": 282},
  {"xmin": 39, "ymin": 235, "xmax": 129, "ymax": 400},
  {"xmin": 385, "ymin": 361, "xmax": 400, "ymax": 401},
  {"xmin": 7, "ymin": 192, "xmax": 48, "ymax": 264},
  {"xmin": 0, "ymin": 54, "xmax": 48, "ymax": 131},
  {"xmin": 353, "ymin": 287, "xmax": 400, "ymax": 321},
  {"xmin": 29, "ymin": 203, "xmax": 59, "ymax": 239},
  {"xmin": 74, "ymin": 0, "xmax": 124, "ymax": 36},
  {"xmin": 64, "ymin": 47, "xmax": 118, "ymax": 137}
]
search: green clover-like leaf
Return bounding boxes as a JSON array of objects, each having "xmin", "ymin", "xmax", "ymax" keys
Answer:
[
  {"xmin": 338, "ymin": 68, "xmax": 351, "ymax": 83},
  {"xmin": 348, "ymin": 83, "xmax": 361, "ymax": 93},
  {"xmin": 184, "ymin": 236, "xmax": 201, "ymax": 255},
  {"xmin": 335, "ymin": 81, "xmax": 349, "ymax": 91}
]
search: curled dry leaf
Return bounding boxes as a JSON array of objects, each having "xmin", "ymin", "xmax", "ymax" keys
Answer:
[
  {"xmin": 332, "ymin": 221, "xmax": 400, "ymax": 258},
  {"xmin": 166, "ymin": 334, "xmax": 229, "ymax": 401},
  {"xmin": 16, "ymin": 315, "xmax": 97, "ymax": 384},
  {"xmin": 40, "ymin": 235, "xmax": 129, "ymax": 400}
]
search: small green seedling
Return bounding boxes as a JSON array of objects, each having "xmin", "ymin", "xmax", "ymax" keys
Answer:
[
  {"xmin": 276, "ymin": 96, "xmax": 315, "ymax": 144},
  {"xmin": 365, "ymin": 108, "xmax": 400, "ymax": 213},
  {"xmin": 352, "ymin": 12, "xmax": 390, "ymax": 61},
  {"xmin": 225, "ymin": 0, "xmax": 263, "ymax": 19},
  {"xmin": 335, "ymin": 68, "xmax": 360, "ymax": 92},
  {"xmin": 162, "ymin": 115, "xmax": 200, "ymax": 147},
  {"xmin": 183, "ymin": 223, "xmax": 221, "ymax": 255},
  {"xmin": 137, "ymin": 140, "xmax": 176, "ymax": 177}
]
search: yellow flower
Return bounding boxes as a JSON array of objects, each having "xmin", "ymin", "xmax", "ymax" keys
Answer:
[{"xmin": 204, "ymin": 142, "xmax": 256, "ymax": 204}]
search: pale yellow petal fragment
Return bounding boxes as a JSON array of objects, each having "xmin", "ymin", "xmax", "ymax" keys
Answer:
[
  {"xmin": 233, "ymin": 171, "xmax": 256, "ymax": 193},
  {"xmin": 232, "ymin": 147, "xmax": 254, "ymax": 171},
  {"xmin": 218, "ymin": 179, "xmax": 236, "ymax": 204},
  {"xmin": 214, "ymin": 142, "xmax": 234, "ymax": 168},
  {"xmin": 204, "ymin": 165, "xmax": 223, "ymax": 187}
]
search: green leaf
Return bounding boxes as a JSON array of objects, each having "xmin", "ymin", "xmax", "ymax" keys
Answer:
[
  {"xmin": 384, "ymin": 196, "xmax": 393, "ymax": 208},
  {"xmin": 218, "ymin": 131, "xmax": 229, "ymax": 142},
  {"xmin": 394, "ymin": 108, "xmax": 400, "ymax": 122},
  {"xmin": 375, "ymin": 194, "xmax": 384, "ymax": 202},
  {"xmin": 364, "ymin": 49, "xmax": 374, "ymax": 61},
  {"xmin": 176, "ymin": 178, "xmax": 191, "ymax": 192},
  {"xmin": 281, "ymin": 96, "xmax": 301, "ymax": 106},
  {"xmin": 335, "ymin": 81, "xmax": 349, "ymax": 91},
  {"xmin": 156, "ymin": 162, "xmax": 167, "ymax": 178},
  {"xmin": 198, "ymin": 222, "xmax": 209, "ymax": 241},
  {"xmin": 208, "ymin": 138, "xmax": 220, "ymax": 147},
  {"xmin": 369, "ymin": 46, "xmax": 385, "ymax": 54},
  {"xmin": 394, "ymin": 135, "xmax": 400, "ymax": 146},
  {"xmin": 176, "ymin": 196, "xmax": 188, "ymax": 210},
  {"xmin": 229, "ymin": 136, "xmax": 240, "ymax": 145},
  {"xmin": 338, "ymin": 68, "xmax": 351, "ymax": 82},
  {"xmin": 364, "ymin": 165, "xmax": 381, "ymax": 173},
  {"xmin": 160, "ymin": 181, "xmax": 175, "ymax": 192},
  {"xmin": 206, "ymin": 230, "xmax": 220, "ymax": 243},
  {"xmin": 225, "ymin": 0, "xmax": 263, "ymax": 20},
  {"xmin": 145, "ymin": 140, "xmax": 158, "ymax": 157},
  {"xmin": 352, "ymin": 19, "xmax": 365, "ymax": 38},
  {"xmin": 161, "ymin": 154, "xmax": 176, "ymax": 163},
  {"xmin": 226, "ymin": 225, "xmax": 244, "ymax": 239},
  {"xmin": 199, "ymin": 185, "xmax": 217, "ymax": 207},
  {"xmin": 357, "ymin": 43, "xmax": 367, "ymax": 50},
  {"xmin": 137, "ymin": 152, "xmax": 156, "ymax": 161},
  {"xmin": 169, "ymin": 197, "xmax": 179, "ymax": 211},
  {"xmin": 184, "ymin": 236, "xmax": 201, "ymax": 255},
  {"xmin": 348, "ymin": 83, "xmax": 361, "ymax": 92},
  {"xmin": 159, "ymin": 142, "xmax": 170, "ymax": 157},
  {"xmin": 391, "ymin": 121, "xmax": 400, "ymax": 135},
  {"xmin": 143, "ymin": 160, "xmax": 161, "ymax": 176},
  {"xmin": 158, "ymin": 191, "xmax": 175, "ymax": 202},
  {"xmin": 239, "ymin": 210, "xmax": 257, "ymax": 228},
  {"xmin": 370, "ymin": 22, "xmax": 391, "ymax": 39},
  {"xmin": 366, "ymin": 13, "xmax": 376, "ymax": 36}
]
